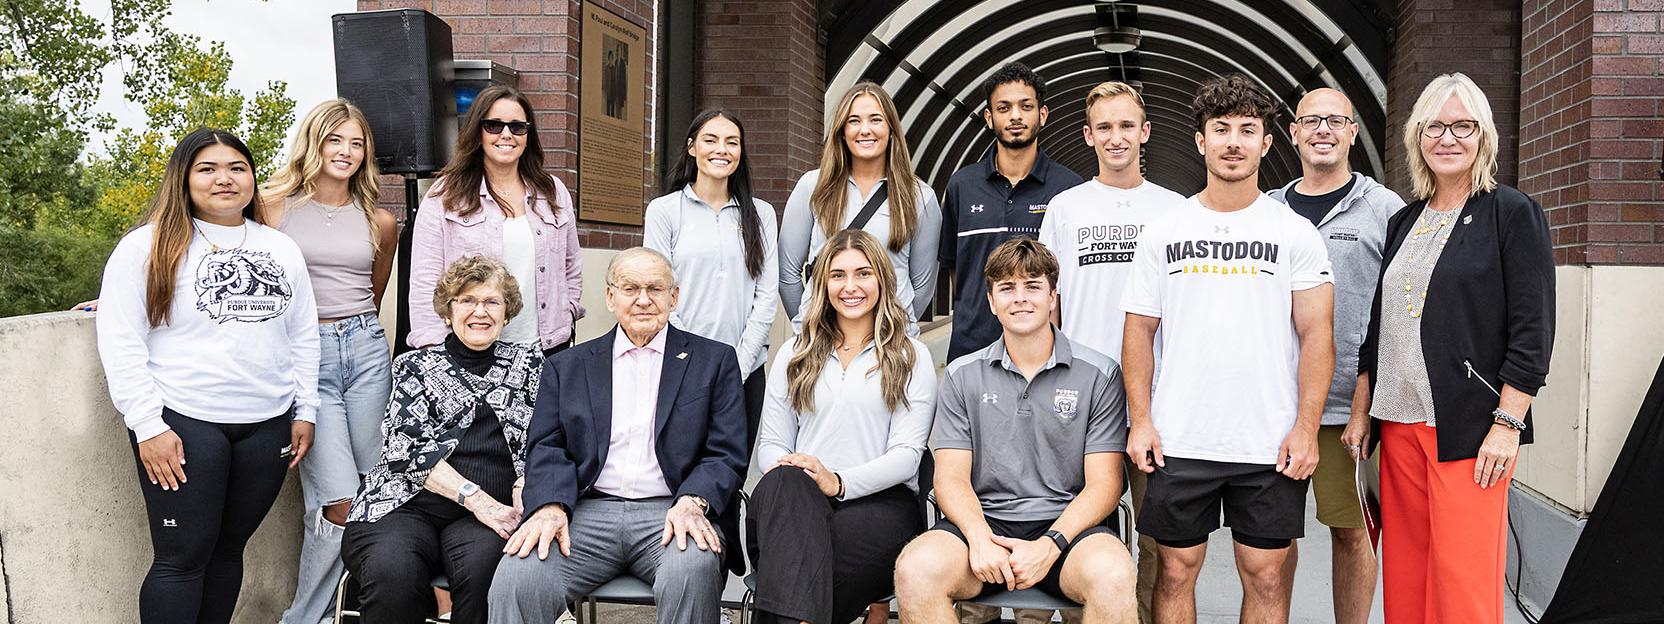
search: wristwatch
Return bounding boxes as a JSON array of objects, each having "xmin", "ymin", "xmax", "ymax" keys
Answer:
[
  {"xmin": 1043, "ymin": 529, "xmax": 1070, "ymax": 553},
  {"xmin": 456, "ymin": 481, "xmax": 480, "ymax": 505},
  {"xmin": 685, "ymin": 495, "xmax": 710, "ymax": 515}
]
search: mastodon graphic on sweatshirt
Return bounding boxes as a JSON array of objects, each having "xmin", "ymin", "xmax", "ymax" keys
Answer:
[{"xmin": 194, "ymin": 249, "xmax": 294, "ymax": 323}]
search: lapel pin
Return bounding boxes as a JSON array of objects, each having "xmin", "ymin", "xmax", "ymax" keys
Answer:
[
  {"xmin": 677, "ymin": 352, "xmax": 688, "ymax": 360},
  {"xmin": 1463, "ymin": 215, "xmax": 1472, "ymax": 225}
]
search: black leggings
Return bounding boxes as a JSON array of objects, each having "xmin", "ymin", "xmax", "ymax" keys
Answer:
[{"xmin": 129, "ymin": 408, "xmax": 291, "ymax": 624}]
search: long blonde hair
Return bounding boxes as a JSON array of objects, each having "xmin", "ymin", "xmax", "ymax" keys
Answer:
[
  {"xmin": 1403, "ymin": 73, "xmax": 1499, "ymax": 200},
  {"xmin": 260, "ymin": 98, "xmax": 384, "ymax": 249},
  {"xmin": 787, "ymin": 229, "xmax": 917, "ymax": 413},
  {"xmin": 811, "ymin": 82, "xmax": 921, "ymax": 251}
]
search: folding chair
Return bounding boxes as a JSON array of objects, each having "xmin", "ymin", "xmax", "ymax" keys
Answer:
[
  {"xmin": 333, "ymin": 570, "xmax": 453, "ymax": 623},
  {"xmin": 963, "ymin": 499, "xmax": 1136, "ymax": 621},
  {"xmin": 576, "ymin": 575, "xmax": 655, "ymax": 623}
]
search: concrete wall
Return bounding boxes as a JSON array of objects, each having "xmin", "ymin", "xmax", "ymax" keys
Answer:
[
  {"xmin": 1517, "ymin": 265, "xmax": 1664, "ymax": 513},
  {"xmin": 0, "ymin": 313, "xmax": 305, "ymax": 624},
  {"xmin": 1508, "ymin": 265, "xmax": 1664, "ymax": 610}
]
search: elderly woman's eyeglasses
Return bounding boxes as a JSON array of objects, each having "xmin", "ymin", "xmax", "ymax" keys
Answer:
[
  {"xmin": 1422, "ymin": 120, "xmax": 1479, "ymax": 140},
  {"xmin": 1295, "ymin": 115, "xmax": 1353, "ymax": 131},
  {"xmin": 452, "ymin": 296, "xmax": 505, "ymax": 312}
]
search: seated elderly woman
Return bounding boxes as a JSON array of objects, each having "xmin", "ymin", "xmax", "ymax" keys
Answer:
[{"xmin": 342, "ymin": 256, "xmax": 543, "ymax": 624}]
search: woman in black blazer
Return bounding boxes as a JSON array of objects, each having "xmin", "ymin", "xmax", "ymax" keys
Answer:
[{"xmin": 1345, "ymin": 72, "xmax": 1554, "ymax": 623}]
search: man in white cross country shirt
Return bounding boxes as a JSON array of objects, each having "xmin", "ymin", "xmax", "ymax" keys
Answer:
[
  {"xmin": 1120, "ymin": 74, "xmax": 1335, "ymax": 624},
  {"xmin": 1037, "ymin": 80, "xmax": 1183, "ymax": 624}
]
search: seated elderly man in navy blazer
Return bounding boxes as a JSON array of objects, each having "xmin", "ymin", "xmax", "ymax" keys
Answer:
[{"xmin": 489, "ymin": 247, "xmax": 749, "ymax": 624}]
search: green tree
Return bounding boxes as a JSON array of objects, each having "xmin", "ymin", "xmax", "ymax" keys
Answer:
[
  {"xmin": 0, "ymin": 0, "xmax": 296, "ymax": 316},
  {"xmin": 86, "ymin": 34, "xmax": 295, "ymax": 236}
]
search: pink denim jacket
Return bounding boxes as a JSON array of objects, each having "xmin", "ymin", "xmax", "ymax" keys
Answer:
[{"xmin": 408, "ymin": 175, "xmax": 585, "ymax": 350}]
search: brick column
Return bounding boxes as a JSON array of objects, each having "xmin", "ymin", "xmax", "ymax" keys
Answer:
[
  {"xmin": 357, "ymin": 0, "xmax": 657, "ymax": 250},
  {"xmin": 1520, "ymin": 0, "xmax": 1664, "ymax": 265},
  {"xmin": 1385, "ymin": 1, "xmax": 1524, "ymax": 196},
  {"xmin": 694, "ymin": 0, "xmax": 825, "ymax": 210}
]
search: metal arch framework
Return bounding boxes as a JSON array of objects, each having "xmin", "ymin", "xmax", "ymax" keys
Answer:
[{"xmin": 820, "ymin": 0, "xmax": 1392, "ymax": 193}]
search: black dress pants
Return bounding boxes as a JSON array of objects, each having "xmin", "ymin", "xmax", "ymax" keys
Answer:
[
  {"xmin": 751, "ymin": 467, "xmax": 921, "ymax": 624},
  {"xmin": 342, "ymin": 498, "xmax": 507, "ymax": 624}
]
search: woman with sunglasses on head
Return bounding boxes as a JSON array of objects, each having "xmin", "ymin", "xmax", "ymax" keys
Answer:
[
  {"xmin": 257, "ymin": 99, "xmax": 401, "ymax": 624},
  {"xmin": 779, "ymin": 81, "xmax": 942, "ymax": 335},
  {"xmin": 409, "ymin": 85, "xmax": 584, "ymax": 356},
  {"xmin": 96, "ymin": 128, "xmax": 319, "ymax": 624},
  {"xmin": 1349, "ymin": 72, "xmax": 1555, "ymax": 623}
]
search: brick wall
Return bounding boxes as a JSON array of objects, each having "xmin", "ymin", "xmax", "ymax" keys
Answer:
[
  {"xmin": 356, "ymin": 0, "xmax": 656, "ymax": 249},
  {"xmin": 1385, "ymin": 0, "xmax": 1524, "ymax": 197},
  {"xmin": 1520, "ymin": 0, "xmax": 1595, "ymax": 264},
  {"xmin": 1520, "ymin": 0, "xmax": 1664, "ymax": 265},
  {"xmin": 694, "ymin": 0, "xmax": 825, "ymax": 211}
]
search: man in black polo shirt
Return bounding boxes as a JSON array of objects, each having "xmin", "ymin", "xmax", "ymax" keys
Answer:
[{"xmin": 942, "ymin": 62, "xmax": 1085, "ymax": 361}]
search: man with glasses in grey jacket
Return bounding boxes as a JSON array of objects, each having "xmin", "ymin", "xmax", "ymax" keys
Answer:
[{"xmin": 1267, "ymin": 87, "xmax": 1404, "ymax": 624}]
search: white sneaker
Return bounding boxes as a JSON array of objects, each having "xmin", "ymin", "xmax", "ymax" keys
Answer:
[
  {"xmin": 720, "ymin": 608, "xmax": 737, "ymax": 624},
  {"xmin": 556, "ymin": 610, "xmax": 577, "ymax": 624}
]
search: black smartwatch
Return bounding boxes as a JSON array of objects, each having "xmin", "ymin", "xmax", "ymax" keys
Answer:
[{"xmin": 1043, "ymin": 529, "xmax": 1070, "ymax": 553}]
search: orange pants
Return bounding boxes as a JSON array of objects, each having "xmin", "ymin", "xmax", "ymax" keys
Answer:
[{"xmin": 1379, "ymin": 421, "xmax": 1514, "ymax": 623}]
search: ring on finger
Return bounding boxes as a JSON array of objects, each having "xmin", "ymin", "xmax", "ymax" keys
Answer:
[{"xmin": 1492, "ymin": 464, "xmax": 1506, "ymax": 471}]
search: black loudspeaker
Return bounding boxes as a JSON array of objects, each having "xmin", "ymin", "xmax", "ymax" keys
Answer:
[{"xmin": 332, "ymin": 9, "xmax": 456, "ymax": 175}]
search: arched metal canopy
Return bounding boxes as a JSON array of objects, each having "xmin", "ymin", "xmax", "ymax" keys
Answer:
[{"xmin": 820, "ymin": 0, "xmax": 1392, "ymax": 195}]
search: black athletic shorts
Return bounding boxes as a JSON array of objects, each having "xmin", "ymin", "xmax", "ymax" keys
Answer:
[
  {"xmin": 1136, "ymin": 457, "xmax": 1307, "ymax": 550},
  {"xmin": 929, "ymin": 512, "xmax": 1120, "ymax": 600}
]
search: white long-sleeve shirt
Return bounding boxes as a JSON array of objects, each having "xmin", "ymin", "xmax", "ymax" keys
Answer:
[
  {"xmin": 96, "ymin": 220, "xmax": 320, "ymax": 442},
  {"xmin": 643, "ymin": 186, "xmax": 778, "ymax": 375},
  {"xmin": 753, "ymin": 337, "xmax": 936, "ymax": 499}
]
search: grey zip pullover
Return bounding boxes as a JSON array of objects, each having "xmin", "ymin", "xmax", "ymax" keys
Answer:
[{"xmin": 1270, "ymin": 172, "xmax": 1405, "ymax": 425}]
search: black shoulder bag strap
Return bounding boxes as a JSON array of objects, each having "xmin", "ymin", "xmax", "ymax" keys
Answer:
[{"xmin": 804, "ymin": 183, "xmax": 890, "ymax": 276}]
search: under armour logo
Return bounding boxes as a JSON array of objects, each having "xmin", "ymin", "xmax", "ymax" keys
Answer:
[
  {"xmin": 981, "ymin": 392, "xmax": 999, "ymax": 404},
  {"xmin": 970, "ymin": 204, "xmax": 985, "ymax": 213},
  {"xmin": 1214, "ymin": 225, "xmax": 1230, "ymax": 235},
  {"xmin": 163, "ymin": 519, "xmax": 177, "ymax": 527},
  {"xmin": 1115, "ymin": 200, "xmax": 1132, "ymax": 209}
]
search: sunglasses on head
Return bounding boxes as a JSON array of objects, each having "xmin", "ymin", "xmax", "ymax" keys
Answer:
[{"xmin": 482, "ymin": 119, "xmax": 532, "ymax": 136}]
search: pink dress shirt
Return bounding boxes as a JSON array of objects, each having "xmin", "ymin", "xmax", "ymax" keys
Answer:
[
  {"xmin": 592, "ymin": 328, "xmax": 674, "ymax": 498},
  {"xmin": 407, "ymin": 176, "xmax": 586, "ymax": 351}
]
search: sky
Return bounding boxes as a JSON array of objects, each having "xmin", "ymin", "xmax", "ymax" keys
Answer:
[{"xmin": 82, "ymin": 0, "xmax": 356, "ymax": 156}]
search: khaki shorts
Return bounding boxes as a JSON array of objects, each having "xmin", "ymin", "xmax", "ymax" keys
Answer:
[{"xmin": 1313, "ymin": 424, "xmax": 1375, "ymax": 529}]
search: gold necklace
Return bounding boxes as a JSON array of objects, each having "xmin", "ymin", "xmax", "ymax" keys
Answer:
[
  {"xmin": 320, "ymin": 200, "xmax": 352, "ymax": 226},
  {"xmin": 198, "ymin": 222, "xmax": 249, "ymax": 252},
  {"xmin": 838, "ymin": 334, "xmax": 872, "ymax": 352},
  {"xmin": 1401, "ymin": 207, "xmax": 1456, "ymax": 318}
]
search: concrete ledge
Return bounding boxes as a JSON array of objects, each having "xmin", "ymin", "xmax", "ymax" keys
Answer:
[
  {"xmin": 0, "ymin": 312, "xmax": 303, "ymax": 623},
  {"xmin": 1506, "ymin": 484, "xmax": 1587, "ymax": 617}
]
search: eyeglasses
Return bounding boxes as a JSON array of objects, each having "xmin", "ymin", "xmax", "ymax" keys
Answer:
[
  {"xmin": 1421, "ymin": 120, "xmax": 1479, "ymax": 140},
  {"xmin": 1295, "ymin": 114, "xmax": 1353, "ymax": 131},
  {"xmin": 482, "ymin": 119, "xmax": 532, "ymax": 136},
  {"xmin": 452, "ymin": 296, "xmax": 505, "ymax": 312},
  {"xmin": 609, "ymin": 281, "xmax": 671, "ymax": 300}
]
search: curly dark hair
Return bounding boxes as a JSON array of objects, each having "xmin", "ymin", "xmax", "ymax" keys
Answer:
[
  {"xmin": 982, "ymin": 61, "xmax": 1047, "ymax": 109},
  {"xmin": 1192, "ymin": 74, "xmax": 1277, "ymax": 132}
]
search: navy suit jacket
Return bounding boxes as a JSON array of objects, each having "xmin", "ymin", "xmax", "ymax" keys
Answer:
[{"xmin": 522, "ymin": 324, "xmax": 749, "ymax": 534}]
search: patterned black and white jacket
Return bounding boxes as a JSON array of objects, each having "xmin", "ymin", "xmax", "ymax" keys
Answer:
[{"xmin": 348, "ymin": 340, "xmax": 542, "ymax": 523}]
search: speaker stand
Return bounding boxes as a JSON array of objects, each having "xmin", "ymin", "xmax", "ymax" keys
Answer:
[{"xmin": 393, "ymin": 174, "xmax": 423, "ymax": 357}]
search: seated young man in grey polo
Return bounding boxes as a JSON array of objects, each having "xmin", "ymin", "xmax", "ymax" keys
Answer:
[{"xmin": 894, "ymin": 237, "xmax": 1137, "ymax": 624}]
